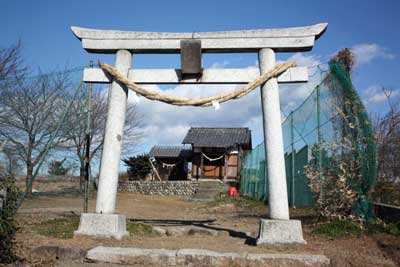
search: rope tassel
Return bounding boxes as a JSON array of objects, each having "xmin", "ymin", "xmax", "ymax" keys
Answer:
[{"xmin": 99, "ymin": 61, "xmax": 296, "ymax": 107}]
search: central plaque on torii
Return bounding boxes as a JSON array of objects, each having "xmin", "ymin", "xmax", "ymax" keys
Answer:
[{"xmin": 71, "ymin": 23, "xmax": 328, "ymax": 244}]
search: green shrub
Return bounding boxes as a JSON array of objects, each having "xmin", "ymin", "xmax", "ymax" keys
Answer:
[
  {"xmin": 0, "ymin": 176, "xmax": 18, "ymax": 263},
  {"xmin": 123, "ymin": 154, "xmax": 152, "ymax": 181}
]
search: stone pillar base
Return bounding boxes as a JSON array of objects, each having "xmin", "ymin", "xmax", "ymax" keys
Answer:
[
  {"xmin": 256, "ymin": 219, "xmax": 306, "ymax": 245},
  {"xmin": 74, "ymin": 213, "xmax": 129, "ymax": 240}
]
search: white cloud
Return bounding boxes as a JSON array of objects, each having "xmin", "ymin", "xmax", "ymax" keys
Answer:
[
  {"xmin": 363, "ymin": 85, "xmax": 400, "ymax": 105},
  {"xmin": 286, "ymin": 53, "xmax": 322, "ymax": 67},
  {"xmin": 351, "ymin": 44, "xmax": 395, "ymax": 67}
]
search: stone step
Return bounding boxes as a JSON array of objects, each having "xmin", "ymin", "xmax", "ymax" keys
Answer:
[
  {"xmin": 190, "ymin": 180, "xmax": 229, "ymax": 202},
  {"xmin": 87, "ymin": 246, "xmax": 331, "ymax": 267}
]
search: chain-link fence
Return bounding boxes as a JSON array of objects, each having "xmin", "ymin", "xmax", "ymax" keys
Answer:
[{"xmin": 240, "ymin": 62, "xmax": 377, "ymax": 218}]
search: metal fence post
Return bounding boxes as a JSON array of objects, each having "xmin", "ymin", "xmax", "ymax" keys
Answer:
[
  {"xmin": 290, "ymin": 112, "xmax": 296, "ymax": 208},
  {"xmin": 316, "ymin": 85, "xmax": 324, "ymax": 201}
]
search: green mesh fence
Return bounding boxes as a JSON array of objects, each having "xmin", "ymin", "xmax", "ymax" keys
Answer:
[{"xmin": 240, "ymin": 62, "xmax": 377, "ymax": 218}]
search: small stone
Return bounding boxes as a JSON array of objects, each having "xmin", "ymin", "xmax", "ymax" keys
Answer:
[
  {"xmin": 166, "ymin": 227, "xmax": 189, "ymax": 236},
  {"xmin": 152, "ymin": 226, "xmax": 167, "ymax": 235}
]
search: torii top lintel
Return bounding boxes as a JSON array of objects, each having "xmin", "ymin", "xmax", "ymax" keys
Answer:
[{"xmin": 71, "ymin": 23, "xmax": 327, "ymax": 54}]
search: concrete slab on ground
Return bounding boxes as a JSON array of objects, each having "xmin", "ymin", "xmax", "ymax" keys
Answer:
[{"xmin": 86, "ymin": 246, "xmax": 331, "ymax": 267}]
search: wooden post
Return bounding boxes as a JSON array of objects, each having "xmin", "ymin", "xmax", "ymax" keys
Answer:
[
  {"xmin": 237, "ymin": 146, "xmax": 242, "ymax": 180},
  {"xmin": 223, "ymin": 151, "xmax": 228, "ymax": 181},
  {"xmin": 200, "ymin": 150, "xmax": 204, "ymax": 179},
  {"xmin": 148, "ymin": 158, "xmax": 162, "ymax": 181},
  {"xmin": 184, "ymin": 158, "xmax": 188, "ymax": 180}
]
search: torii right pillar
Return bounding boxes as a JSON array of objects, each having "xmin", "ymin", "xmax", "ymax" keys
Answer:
[{"xmin": 257, "ymin": 48, "xmax": 306, "ymax": 244}]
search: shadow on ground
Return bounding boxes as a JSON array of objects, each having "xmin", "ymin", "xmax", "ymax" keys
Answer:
[{"xmin": 130, "ymin": 218, "xmax": 257, "ymax": 245}]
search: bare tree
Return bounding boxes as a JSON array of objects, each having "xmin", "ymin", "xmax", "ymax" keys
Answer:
[
  {"xmin": 0, "ymin": 72, "xmax": 71, "ymax": 194},
  {"xmin": 373, "ymin": 88, "xmax": 400, "ymax": 184},
  {"xmin": 62, "ymin": 87, "xmax": 142, "ymax": 186},
  {"xmin": 371, "ymin": 87, "xmax": 400, "ymax": 205},
  {"xmin": 0, "ymin": 41, "xmax": 26, "ymax": 80}
]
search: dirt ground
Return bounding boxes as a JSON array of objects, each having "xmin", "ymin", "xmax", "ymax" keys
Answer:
[{"xmin": 10, "ymin": 184, "xmax": 400, "ymax": 267}]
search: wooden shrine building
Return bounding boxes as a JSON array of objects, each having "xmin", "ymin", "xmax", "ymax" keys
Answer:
[
  {"xmin": 182, "ymin": 127, "xmax": 252, "ymax": 181},
  {"xmin": 148, "ymin": 146, "xmax": 192, "ymax": 181}
]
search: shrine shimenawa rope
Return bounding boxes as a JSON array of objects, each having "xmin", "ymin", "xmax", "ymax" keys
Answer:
[
  {"xmin": 99, "ymin": 61, "xmax": 296, "ymax": 107},
  {"xmin": 202, "ymin": 152, "xmax": 225, "ymax": 162}
]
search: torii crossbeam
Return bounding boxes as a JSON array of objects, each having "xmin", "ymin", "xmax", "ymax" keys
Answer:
[{"xmin": 72, "ymin": 23, "xmax": 328, "ymax": 244}]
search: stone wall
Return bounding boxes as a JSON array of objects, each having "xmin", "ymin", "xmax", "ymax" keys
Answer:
[{"xmin": 118, "ymin": 181, "xmax": 199, "ymax": 196}]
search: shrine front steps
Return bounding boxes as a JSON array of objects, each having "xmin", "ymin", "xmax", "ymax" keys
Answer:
[
  {"xmin": 190, "ymin": 180, "xmax": 228, "ymax": 202},
  {"xmin": 86, "ymin": 246, "xmax": 331, "ymax": 267}
]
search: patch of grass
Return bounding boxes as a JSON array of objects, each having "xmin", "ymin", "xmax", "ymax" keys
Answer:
[
  {"xmin": 366, "ymin": 221, "xmax": 400, "ymax": 236},
  {"xmin": 32, "ymin": 216, "xmax": 79, "ymax": 239},
  {"xmin": 127, "ymin": 222, "xmax": 159, "ymax": 236},
  {"xmin": 314, "ymin": 219, "xmax": 363, "ymax": 239},
  {"xmin": 209, "ymin": 193, "xmax": 264, "ymax": 208},
  {"xmin": 314, "ymin": 218, "xmax": 400, "ymax": 239},
  {"xmin": 31, "ymin": 217, "xmax": 158, "ymax": 239}
]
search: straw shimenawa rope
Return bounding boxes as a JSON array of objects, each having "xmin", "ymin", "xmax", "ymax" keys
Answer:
[{"xmin": 99, "ymin": 61, "xmax": 296, "ymax": 107}]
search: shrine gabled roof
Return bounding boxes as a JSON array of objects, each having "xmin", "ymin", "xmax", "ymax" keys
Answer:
[
  {"xmin": 182, "ymin": 127, "xmax": 252, "ymax": 149},
  {"xmin": 148, "ymin": 145, "xmax": 192, "ymax": 158}
]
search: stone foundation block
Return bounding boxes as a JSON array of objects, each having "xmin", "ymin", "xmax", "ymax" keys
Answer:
[
  {"xmin": 74, "ymin": 213, "xmax": 129, "ymax": 240},
  {"xmin": 256, "ymin": 219, "xmax": 306, "ymax": 245}
]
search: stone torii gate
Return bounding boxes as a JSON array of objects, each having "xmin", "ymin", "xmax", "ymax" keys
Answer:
[{"xmin": 72, "ymin": 23, "xmax": 327, "ymax": 243}]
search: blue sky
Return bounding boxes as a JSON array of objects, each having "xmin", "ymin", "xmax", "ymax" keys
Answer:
[{"xmin": 1, "ymin": 0, "xmax": 399, "ymax": 161}]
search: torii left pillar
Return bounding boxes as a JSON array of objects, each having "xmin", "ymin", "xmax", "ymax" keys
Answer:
[{"xmin": 74, "ymin": 50, "xmax": 131, "ymax": 240}]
